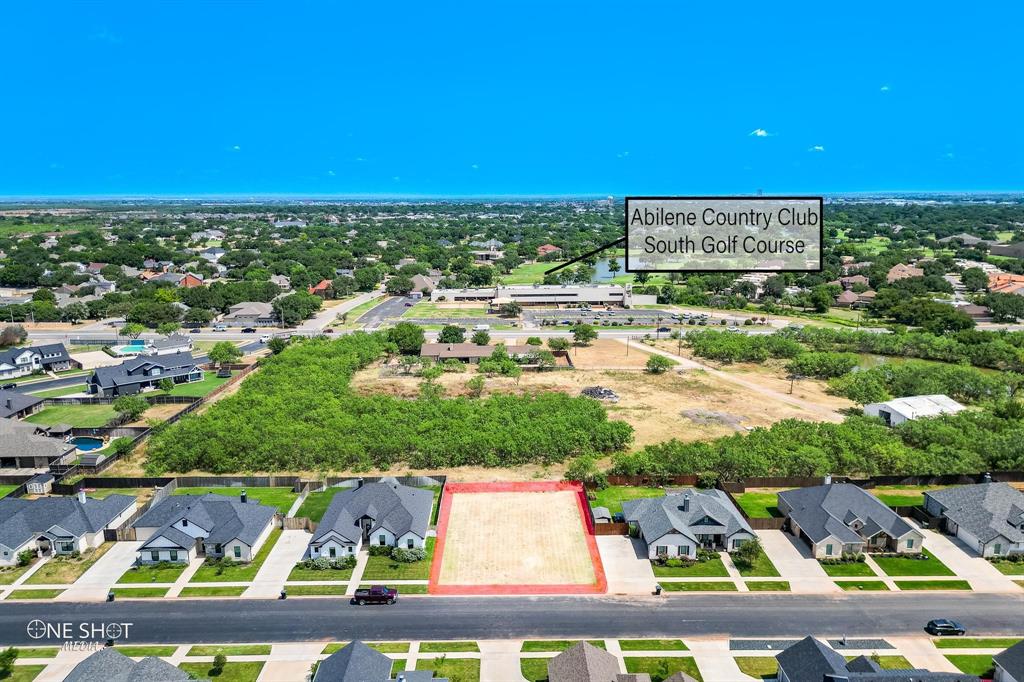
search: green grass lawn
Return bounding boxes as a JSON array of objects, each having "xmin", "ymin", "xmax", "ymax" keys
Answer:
[
  {"xmin": 894, "ymin": 579, "xmax": 971, "ymax": 590},
  {"xmin": 733, "ymin": 492, "xmax": 782, "ymax": 518},
  {"xmin": 988, "ymin": 559, "xmax": 1024, "ymax": 575},
  {"xmin": 25, "ymin": 543, "xmax": 113, "ymax": 584},
  {"xmin": 873, "ymin": 549, "xmax": 954, "ymax": 577},
  {"xmin": 151, "ymin": 371, "xmax": 233, "ymax": 397},
  {"xmin": 414, "ymin": 657, "xmax": 480, "ymax": 682},
  {"xmin": 111, "ymin": 587, "xmax": 169, "ymax": 598},
  {"xmin": 845, "ymin": 655, "xmax": 913, "ymax": 669},
  {"xmin": 418, "ymin": 641, "xmax": 480, "ymax": 653},
  {"xmin": 285, "ymin": 584, "xmax": 347, "ymax": 596},
  {"xmin": 836, "ymin": 580, "xmax": 890, "ymax": 591},
  {"xmin": 5, "ymin": 589, "xmax": 64, "ymax": 600},
  {"xmin": 402, "ymin": 301, "xmax": 491, "ymax": 318},
  {"xmin": 734, "ymin": 547, "xmax": 780, "ymax": 577},
  {"xmin": 746, "ymin": 580, "xmax": 790, "ymax": 591},
  {"xmin": 588, "ymin": 485, "xmax": 664, "ymax": 516},
  {"xmin": 187, "ymin": 644, "xmax": 271, "ymax": 656},
  {"xmin": 618, "ymin": 640, "xmax": 688, "ymax": 651},
  {"xmin": 361, "ymin": 537, "xmax": 435, "ymax": 580},
  {"xmin": 358, "ymin": 583, "xmax": 429, "ymax": 594},
  {"xmin": 117, "ymin": 562, "xmax": 188, "ymax": 584},
  {"xmin": 28, "ymin": 384, "xmax": 88, "ymax": 398},
  {"xmin": 944, "ymin": 655, "xmax": 995, "ymax": 676},
  {"xmin": 4, "ymin": 648, "xmax": 59, "ymax": 658},
  {"xmin": 660, "ymin": 581, "xmax": 737, "ymax": 592},
  {"xmin": 502, "ymin": 261, "xmax": 565, "ymax": 284},
  {"xmin": 189, "ymin": 528, "xmax": 282, "ymax": 583},
  {"xmin": 114, "ymin": 645, "xmax": 179, "ymax": 657},
  {"xmin": 734, "ymin": 657, "xmax": 776, "ymax": 679},
  {"xmin": 0, "ymin": 664, "xmax": 45, "ymax": 681},
  {"xmin": 173, "ymin": 486, "xmax": 297, "ymax": 515},
  {"xmin": 287, "ymin": 564, "xmax": 354, "ymax": 581},
  {"xmin": 321, "ymin": 642, "xmax": 411, "ymax": 654},
  {"xmin": 295, "ymin": 486, "xmax": 347, "ymax": 522},
  {"xmin": 653, "ymin": 555, "xmax": 729, "ymax": 577},
  {"xmin": 0, "ymin": 485, "xmax": 17, "ymax": 499},
  {"xmin": 0, "ymin": 560, "xmax": 38, "ymax": 585},
  {"xmin": 521, "ymin": 641, "xmax": 606, "ymax": 652},
  {"xmin": 934, "ymin": 637, "xmax": 1022, "ymax": 649},
  {"xmin": 25, "ymin": 404, "xmax": 117, "ymax": 428},
  {"xmin": 624, "ymin": 656, "xmax": 703, "ymax": 682},
  {"xmin": 178, "ymin": 586, "xmax": 248, "ymax": 597},
  {"xmin": 178, "ymin": 662, "xmax": 264, "ymax": 682},
  {"xmin": 820, "ymin": 561, "xmax": 877, "ymax": 577},
  {"xmin": 520, "ymin": 658, "xmax": 550, "ymax": 682},
  {"xmin": 868, "ymin": 485, "xmax": 949, "ymax": 507}
]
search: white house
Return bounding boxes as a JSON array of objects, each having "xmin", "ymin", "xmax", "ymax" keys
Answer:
[
  {"xmin": 863, "ymin": 394, "xmax": 965, "ymax": 427},
  {"xmin": 994, "ymin": 640, "xmax": 1024, "ymax": 682},
  {"xmin": 622, "ymin": 489, "xmax": 754, "ymax": 560},
  {"xmin": 924, "ymin": 483, "xmax": 1024, "ymax": 558}
]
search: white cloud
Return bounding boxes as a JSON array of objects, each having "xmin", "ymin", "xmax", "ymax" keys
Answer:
[
  {"xmin": 749, "ymin": 128, "xmax": 771, "ymax": 137},
  {"xmin": 231, "ymin": 145, "xmax": 241, "ymax": 152},
  {"xmin": 327, "ymin": 170, "xmax": 336, "ymax": 176},
  {"xmin": 944, "ymin": 152, "xmax": 955, "ymax": 159},
  {"xmin": 616, "ymin": 151, "xmax": 630, "ymax": 158},
  {"xmin": 880, "ymin": 85, "xmax": 890, "ymax": 92},
  {"xmin": 354, "ymin": 157, "xmax": 366, "ymax": 162},
  {"xmin": 470, "ymin": 164, "xmax": 479, "ymax": 170},
  {"xmin": 392, "ymin": 176, "xmax": 401, "ymax": 182},
  {"xmin": 809, "ymin": 145, "xmax": 825, "ymax": 152}
]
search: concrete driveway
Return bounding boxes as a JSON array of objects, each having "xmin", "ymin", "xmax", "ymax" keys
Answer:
[
  {"xmin": 597, "ymin": 535, "xmax": 655, "ymax": 595},
  {"xmin": 59, "ymin": 541, "xmax": 141, "ymax": 601},
  {"xmin": 757, "ymin": 530, "xmax": 839, "ymax": 593},
  {"xmin": 912, "ymin": 521, "xmax": 1022, "ymax": 593},
  {"xmin": 245, "ymin": 530, "xmax": 311, "ymax": 598}
]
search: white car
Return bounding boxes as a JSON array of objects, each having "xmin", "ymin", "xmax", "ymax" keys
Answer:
[{"xmin": 259, "ymin": 334, "xmax": 271, "ymax": 343}]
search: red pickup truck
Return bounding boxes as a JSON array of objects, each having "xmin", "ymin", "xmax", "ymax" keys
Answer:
[{"xmin": 352, "ymin": 585, "xmax": 398, "ymax": 605}]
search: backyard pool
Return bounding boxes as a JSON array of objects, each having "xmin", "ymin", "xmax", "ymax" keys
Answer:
[
  {"xmin": 69, "ymin": 436, "xmax": 105, "ymax": 451},
  {"xmin": 112, "ymin": 339, "xmax": 149, "ymax": 356}
]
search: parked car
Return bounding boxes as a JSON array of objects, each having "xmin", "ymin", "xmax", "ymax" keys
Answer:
[
  {"xmin": 925, "ymin": 619, "xmax": 966, "ymax": 636},
  {"xmin": 404, "ymin": 301, "xmax": 414, "ymax": 307},
  {"xmin": 241, "ymin": 327, "xmax": 256, "ymax": 333},
  {"xmin": 324, "ymin": 328, "xmax": 335, "ymax": 334},
  {"xmin": 352, "ymin": 585, "xmax": 397, "ymax": 605},
  {"xmin": 259, "ymin": 334, "xmax": 271, "ymax": 343},
  {"xmin": 657, "ymin": 326, "xmax": 671, "ymax": 332},
  {"xmin": 1, "ymin": 383, "xmax": 16, "ymax": 390},
  {"xmin": 189, "ymin": 328, "xmax": 201, "ymax": 334}
]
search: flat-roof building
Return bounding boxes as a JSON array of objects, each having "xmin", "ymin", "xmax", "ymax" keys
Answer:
[{"xmin": 431, "ymin": 284, "xmax": 657, "ymax": 309}]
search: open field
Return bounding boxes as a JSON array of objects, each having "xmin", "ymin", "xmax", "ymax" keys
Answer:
[
  {"xmin": 565, "ymin": 339, "xmax": 658, "ymax": 370},
  {"xmin": 434, "ymin": 484, "xmax": 602, "ymax": 592},
  {"xmin": 401, "ymin": 300, "xmax": 491, "ymax": 318}
]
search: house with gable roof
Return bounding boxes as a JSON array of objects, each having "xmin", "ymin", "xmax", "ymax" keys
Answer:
[{"xmin": 622, "ymin": 489, "xmax": 754, "ymax": 560}]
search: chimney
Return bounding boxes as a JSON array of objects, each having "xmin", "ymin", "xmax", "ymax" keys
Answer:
[
  {"xmin": 682, "ymin": 492, "xmax": 690, "ymax": 512},
  {"xmin": 78, "ymin": 490, "xmax": 87, "ymax": 504},
  {"xmin": 240, "ymin": 489, "xmax": 247, "ymax": 504}
]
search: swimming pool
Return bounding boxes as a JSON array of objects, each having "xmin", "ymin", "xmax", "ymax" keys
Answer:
[
  {"xmin": 111, "ymin": 339, "xmax": 149, "ymax": 356},
  {"xmin": 69, "ymin": 436, "xmax": 104, "ymax": 451}
]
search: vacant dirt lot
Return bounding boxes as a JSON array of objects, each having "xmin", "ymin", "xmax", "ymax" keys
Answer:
[
  {"xmin": 558, "ymin": 338, "xmax": 656, "ymax": 370},
  {"xmin": 436, "ymin": 489, "xmax": 597, "ymax": 587}
]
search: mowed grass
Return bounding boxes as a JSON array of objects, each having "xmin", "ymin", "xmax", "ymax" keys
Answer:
[
  {"xmin": 178, "ymin": 662, "xmax": 264, "ymax": 681},
  {"xmin": 503, "ymin": 261, "xmax": 566, "ymax": 284},
  {"xmin": 115, "ymin": 645, "xmax": 178, "ymax": 657},
  {"xmin": 151, "ymin": 371, "xmax": 233, "ymax": 397},
  {"xmin": 0, "ymin": 484, "xmax": 18, "ymax": 499},
  {"xmin": 28, "ymin": 384, "xmax": 87, "ymax": 398},
  {"xmin": 735, "ymin": 657, "xmax": 777, "ymax": 679},
  {"xmin": 187, "ymin": 644, "xmax": 271, "ymax": 656},
  {"xmin": 118, "ymin": 562, "xmax": 188, "ymax": 584},
  {"xmin": 868, "ymin": 485, "xmax": 947, "ymax": 507},
  {"xmin": 988, "ymin": 559, "xmax": 1024, "ymax": 575},
  {"xmin": 660, "ymin": 581, "xmax": 737, "ymax": 592},
  {"xmin": 0, "ymin": 560, "xmax": 38, "ymax": 585},
  {"xmin": 520, "ymin": 659, "xmax": 550, "ymax": 682},
  {"xmin": 820, "ymin": 561, "xmax": 877, "ymax": 577},
  {"xmin": 359, "ymin": 583, "xmax": 429, "ymax": 594},
  {"xmin": 873, "ymin": 549, "xmax": 954, "ymax": 577},
  {"xmin": 588, "ymin": 485, "xmax": 664, "ymax": 516},
  {"xmin": 415, "ymin": 657, "xmax": 481, "ymax": 682},
  {"xmin": 625, "ymin": 656, "xmax": 703, "ymax": 682},
  {"xmin": 836, "ymin": 580, "xmax": 890, "ymax": 591},
  {"xmin": 25, "ymin": 543, "xmax": 113, "ymax": 584},
  {"xmin": 189, "ymin": 528, "xmax": 282, "ymax": 583},
  {"xmin": 894, "ymin": 579, "xmax": 971, "ymax": 590},
  {"xmin": 179, "ymin": 586, "xmax": 248, "ymax": 597},
  {"xmin": 652, "ymin": 555, "xmax": 729, "ymax": 577},
  {"xmin": 295, "ymin": 486, "xmax": 347, "ymax": 522},
  {"xmin": 25, "ymin": 403, "xmax": 117, "ymax": 428},
  {"xmin": 287, "ymin": 563, "xmax": 354, "ymax": 581},
  {"xmin": 322, "ymin": 642, "xmax": 410, "ymax": 654},
  {"xmin": 944, "ymin": 655, "xmax": 995, "ymax": 676},
  {"xmin": 5, "ymin": 589, "xmax": 64, "ymax": 600},
  {"xmin": 618, "ymin": 640, "xmax": 688, "ymax": 651},
  {"xmin": 933, "ymin": 637, "xmax": 1022, "ymax": 649},
  {"xmin": 847, "ymin": 655, "xmax": 913, "ymax": 669},
  {"xmin": 733, "ymin": 491, "xmax": 783, "ymax": 518},
  {"xmin": 418, "ymin": 641, "xmax": 479, "ymax": 653},
  {"xmin": 362, "ymin": 537, "xmax": 435, "ymax": 580},
  {"xmin": 3, "ymin": 647, "xmax": 59, "ymax": 658},
  {"xmin": 111, "ymin": 587, "xmax": 169, "ymax": 598},
  {"xmin": 0, "ymin": 664, "xmax": 45, "ymax": 681},
  {"xmin": 285, "ymin": 584, "xmax": 347, "ymax": 596},
  {"xmin": 734, "ymin": 547, "xmax": 780, "ymax": 577},
  {"xmin": 746, "ymin": 580, "xmax": 790, "ymax": 591},
  {"xmin": 521, "ymin": 640, "xmax": 606, "ymax": 652},
  {"xmin": 173, "ymin": 486, "xmax": 297, "ymax": 515}
]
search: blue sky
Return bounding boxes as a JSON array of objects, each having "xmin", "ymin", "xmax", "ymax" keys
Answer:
[{"xmin": 1, "ymin": 2, "xmax": 1021, "ymax": 197}]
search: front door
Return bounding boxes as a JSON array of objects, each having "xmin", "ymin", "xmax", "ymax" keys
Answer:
[{"xmin": 361, "ymin": 518, "xmax": 372, "ymax": 541}]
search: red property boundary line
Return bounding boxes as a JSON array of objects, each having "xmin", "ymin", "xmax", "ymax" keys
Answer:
[{"xmin": 428, "ymin": 481, "xmax": 607, "ymax": 595}]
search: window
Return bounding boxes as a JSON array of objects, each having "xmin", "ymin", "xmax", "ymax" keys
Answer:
[
  {"xmin": 906, "ymin": 539, "xmax": 914, "ymax": 549},
  {"xmin": 378, "ymin": 534, "xmax": 386, "ymax": 546},
  {"xmin": 169, "ymin": 550, "xmax": 178, "ymax": 562},
  {"xmin": 215, "ymin": 544, "xmax": 222, "ymax": 554},
  {"xmin": 655, "ymin": 546, "xmax": 668, "ymax": 556},
  {"xmin": 58, "ymin": 541, "xmax": 74, "ymax": 553},
  {"xmin": 233, "ymin": 546, "xmax": 241, "ymax": 558},
  {"xmin": 329, "ymin": 547, "xmax": 336, "ymax": 558},
  {"xmin": 731, "ymin": 538, "xmax": 746, "ymax": 550},
  {"xmin": 407, "ymin": 539, "xmax": 415, "ymax": 549},
  {"xmin": 825, "ymin": 544, "xmax": 834, "ymax": 556},
  {"xmin": 677, "ymin": 545, "xmax": 690, "ymax": 556},
  {"xmin": 181, "ymin": 519, "xmax": 188, "ymax": 527},
  {"xmin": 151, "ymin": 551, "xmax": 160, "ymax": 562},
  {"xmin": 993, "ymin": 543, "xmax": 1003, "ymax": 555}
]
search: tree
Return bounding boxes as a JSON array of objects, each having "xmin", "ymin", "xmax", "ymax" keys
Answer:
[
  {"xmin": 32, "ymin": 288, "xmax": 56, "ymax": 303},
  {"xmin": 60, "ymin": 302, "xmax": 89, "ymax": 324},
  {"xmin": 113, "ymin": 395, "xmax": 149, "ymax": 421},
  {"xmin": 273, "ymin": 291, "xmax": 322, "ymax": 326},
  {"xmin": 960, "ymin": 267, "xmax": 989, "ymax": 292},
  {"xmin": 158, "ymin": 378, "xmax": 175, "ymax": 392},
  {"xmin": 213, "ymin": 653, "xmax": 227, "ymax": 675},
  {"xmin": 385, "ymin": 275, "xmax": 414, "ymax": 295},
  {"xmin": 645, "ymin": 354, "xmax": 674, "ymax": 374},
  {"xmin": 387, "ymin": 321, "xmax": 425, "ymax": 354},
  {"xmin": 571, "ymin": 323, "xmax": 597, "ymax": 346},
  {"xmin": 985, "ymin": 292, "xmax": 1024, "ymax": 323},
  {"xmin": 730, "ymin": 538, "xmax": 763, "ymax": 571},
  {"xmin": 471, "ymin": 330, "xmax": 491, "ymax": 345},
  {"xmin": 0, "ymin": 324, "xmax": 28, "ymax": 347},
  {"xmin": 564, "ymin": 454, "xmax": 607, "ymax": 488},
  {"xmin": 547, "ymin": 337, "xmax": 570, "ymax": 352},
  {"xmin": 497, "ymin": 302, "xmax": 522, "ymax": 317},
  {"xmin": 121, "ymin": 322, "xmax": 145, "ymax": 339},
  {"xmin": 156, "ymin": 322, "xmax": 180, "ymax": 336},
  {"xmin": 608, "ymin": 258, "xmax": 621, "ymax": 274},
  {"xmin": 465, "ymin": 375, "xmax": 485, "ymax": 397},
  {"xmin": 438, "ymin": 325, "xmax": 466, "ymax": 344},
  {"xmin": 209, "ymin": 340, "xmax": 243, "ymax": 367},
  {"xmin": 0, "ymin": 647, "xmax": 17, "ymax": 677},
  {"xmin": 525, "ymin": 336, "xmax": 543, "ymax": 346},
  {"xmin": 268, "ymin": 337, "xmax": 289, "ymax": 354},
  {"xmin": 184, "ymin": 308, "xmax": 214, "ymax": 326}
]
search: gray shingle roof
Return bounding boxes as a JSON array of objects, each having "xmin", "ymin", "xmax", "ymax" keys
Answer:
[
  {"xmin": 311, "ymin": 479, "xmax": 432, "ymax": 546},
  {"xmin": 995, "ymin": 640, "xmax": 1024, "ymax": 679},
  {"xmin": 90, "ymin": 353, "xmax": 199, "ymax": 390},
  {"xmin": 547, "ymin": 642, "xmax": 621, "ymax": 682},
  {"xmin": 64, "ymin": 647, "xmax": 190, "ymax": 681},
  {"xmin": 778, "ymin": 484, "xmax": 917, "ymax": 545},
  {"xmin": 777, "ymin": 637, "xmax": 978, "ymax": 682},
  {"xmin": 313, "ymin": 640, "xmax": 393, "ymax": 682},
  {"xmin": 135, "ymin": 493, "xmax": 276, "ymax": 550},
  {"xmin": 0, "ymin": 417, "xmax": 76, "ymax": 461},
  {"xmin": 147, "ymin": 334, "xmax": 192, "ymax": 351},
  {"xmin": 34, "ymin": 343, "xmax": 73, "ymax": 367},
  {"xmin": 0, "ymin": 494, "xmax": 135, "ymax": 551},
  {"xmin": 925, "ymin": 483, "xmax": 1024, "ymax": 544},
  {"xmin": 622, "ymin": 489, "xmax": 751, "ymax": 545},
  {"xmin": 0, "ymin": 392, "xmax": 43, "ymax": 418}
]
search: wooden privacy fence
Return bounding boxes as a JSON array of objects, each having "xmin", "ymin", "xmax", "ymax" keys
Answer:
[
  {"xmin": 593, "ymin": 523, "xmax": 630, "ymax": 535},
  {"xmin": 283, "ymin": 517, "xmax": 317, "ymax": 532}
]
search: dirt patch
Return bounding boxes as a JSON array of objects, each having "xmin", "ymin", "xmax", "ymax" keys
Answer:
[
  {"xmin": 681, "ymin": 409, "xmax": 745, "ymax": 431},
  {"xmin": 127, "ymin": 403, "xmax": 188, "ymax": 426},
  {"xmin": 557, "ymin": 339, "xmax": 656, "ymax": 370}
]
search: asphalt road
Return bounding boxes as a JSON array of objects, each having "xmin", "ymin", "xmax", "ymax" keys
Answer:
[
  {"xmin": 358, "ymin": 295, "xmax": 410, "ymax": 328},
  {"xmin": 1, "ymin": 594, "xmax": 1021, "ymax": 645}
]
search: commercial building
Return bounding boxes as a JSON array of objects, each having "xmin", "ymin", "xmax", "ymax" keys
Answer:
[{"xmin": 431, "ymin": 284, "xmax": 657, "ymax": 309}]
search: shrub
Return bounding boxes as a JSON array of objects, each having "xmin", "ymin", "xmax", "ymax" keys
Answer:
[
  {"xmin": 391, "ymin": 547, "xmax": 426, "ymax": 563},
  {"xmin": 16, "ymin": 550, "xmax": 34, "ymax": 567},
  {"xmin": 368, "ymin": 544, "xmax": 393, "ymax": 557},
  {"xmin": 301, "ymin": 556, "xmax": 356, "ymax": 571}
]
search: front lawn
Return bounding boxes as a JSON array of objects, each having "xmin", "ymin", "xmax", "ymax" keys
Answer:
[
  {"xmin": 359, "ymin": 583, "xmax": 429, "ymax": 594},
  {"xmin": 114, "ymin": 645, "xmax": 179, "ymax": 657},
  {"xmin": 836, "ymin": 580, "xmax": 890, "ymax": 591},
  {"xmin": 178, "ymin": 662, "xmax": 264, "ymax": 682},
  {"xmin": 988, "ymin": 558, "xmax": 1024, "ymax": 575},
  {"xmin": 5, "ymin": 589, "xmax": 64, "ymax": 600},
  {"xmin": 735, "ymin": 657, "xmax": 777, "ymax": 679},
  {"xmin": 322, "ymin": 642, "xmax": 410, "ymax": 654},
  {"xmin": 733, "ymin": 491, "xmax": 783, "ymax": 518},
  {"xmin": 187, "ymin": 645, "xmax": 271, "ymax": 656},
  {"xmin": 0, "ymin": 485, "xmax": 18, "ymax": 499},
  {"xmin": 820, "ymin": 561, "xmax": 876, "ymax": 577},
  {"xmin": 847, "ymin": 655, "xmax": 912, "ymax": 669},
  {"xmin": 873, "ymin": 549, "xmax": 954, "ymax": 577},
  {"xmin": 521, "ymin": 658, "xmax": 549, "ymax": 682},
  {"xmin": 173, "ymin": 487, "xmax": 297, "ymax": 515},
  {"xmin": 0, "ymin": 664, "xmax": 45, "ymax": 681},
  {"xmin": 361, "ymin": 538, "xmax": 435, "ymax": 580},
  {"xmin": 25, "ymin": 404, "xmax": 118, "ymax": 428},
  {"xmin": 893, "ymin": 579, "xmax": 970, "ymax": 590},
  {"xmin": 4, "ymin": 648, "xmax": 59, "ymax": 658},
  {"xmin": 414, "ymin": 657, "xmax": 480, "ymax": 682},
  {"xmin": 944, "ymin": 655, "xmax": 995, "ymax": 676},
  {"xmin": 285, "ymin": 584, "xmax": 347, "ymax": 596},
  {"xmin": 734, "ymin": 547, "xmax": 780, "ymax": 577},
  {"xmin": 660, "ymin": 581, "xmax": 737, "ymax": 592},
  {"xmin": 746, "ymin": 580, "xmax": 790, "ymax": 591},
  {"xmin": 418, "ymin": 641, "xmax": 479, "ymax": 653},
  {"xmin": 152, "ymin": 371, "xmax": 233, "ymax": 398},
  {"xmin": 25, "ymin": 543, "xmax": 113, "ymax": 584},
  {"xmin": 189, "ymin": 528, "xmax": 282, "ymax": 583},
  {"xmin": 618, "ymin": 640, "xmax": 688, "ymax": 651},
  {"xmin": 179, "ymin": 586, "xmax": 248, "ymax": 597},
  {"xmin": 624, "ymin": 656, "xmax": 703, "ymax": 682},
  {"xmin": 521, "ymin": 641, "xmax": 605, "ymax": 652},
  {"xmin": 652, "ymin": 555, "xmax": 729, "ymax": 577},
  {"xmin": 287, "ymin": 563, "xmax": 354, "ymax": 581},
  {"xmin": 933, "ymin": 637, "xmax": 1022, "ymax": 649},
  {"xmin": 111, "ymin": 587, "xmax": 168, "ymax": 598},
  {"xmin": 0, "ymin": 559, "xmax": 38, "ymax": 585},
  {"xmin": 117, "ymin": 562, "xmax": 188, "ymax": 584},
  {"xmin": 588, "ymin": 486, "xmax": 664, "ymax": 516}
]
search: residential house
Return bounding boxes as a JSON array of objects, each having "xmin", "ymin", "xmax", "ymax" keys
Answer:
[
  {"xmin": 200, "ymin": 246, "xmax": 227, "ymax": 262},
  {"xmin": 864, "ymin": 394, "xmax": 965, "ymax": 427},
  {"xmin": 410, "ymin": 273, "xmax": 437, "ymax": 294},
  {"xmin": 471, "ymin": 249, "xmax": 504, "ymax": 264},
  {"xmin": 64, "ymin": 647, "xmax": 191, "ymax": 681},
  {"xmin": 313, "ymin": 640, "xmax": 449, "ymax": 681},
  {"xmin": 547, "ymin": 641, "xmax": 660, "ymax": 682},
  {"xmin": 0, "ymin": 392, "xmax": 44, "ymax": 419},
  {"xmin": 0, "ymin": 342, "xmax": 76, "ymax": 379},
  {"xmin": 886, "ymin": 263, "xmax": 924, "ymax": 283},
  {"xmin": 989, "ymin": 273, "xmax": 1024, "ymax": 296},
  {"xmin": 132, "ymin": 491, "xmax": 277, "ymax": 564},
  {"xmin": 398, "ymin": 257, "xmax": 417, "ymax": 267},
  {"xmin": 937, "ymin": 232, "xmax": 993, "ymax": 247},
  {"xmin": 837, "ymin": 274, "xmax": 870, "ymax": 289},
  {"xmin": 622, "ymin": 489, "xmax": 754, "ymax": 560},
  {"xmin": 0, "ymin": 418, "xmax": 76, "ymax": 470},
  {"xmin": 141, "ymin": 334, "xmax": 193, "ymax": 356},
  {"xmin": 33, "ymin": 343, "xmax": 78, "ymax": 372},
  {"xmin": 273, "ymin": 219, "xmax": 307, "ymax": 228},
  {"xmin": 308, "ymin": 279, "xmax": 333, "ymax": 297},
  {"xmin": 87, "ymin": 353, "xmax": 203, "ymax": 397},
  {"xmin": 270, "ymin": 274, "xmax": 292, "ymax": 290},
  {"xmin": 221, "ymin": 301, "xmax": 278, "ymax": 327},
  {"xmin": 0, "ymin": 492, "xmax": 136, "ymax": 567},
  {"xmin": 470, "ymin": 238, "xmax": 504, "ymax": 250},
  {"xmin": 90, "ymin": 276, "xmax": 116, "ymax": 294},
  {"xmin": 537, "ymin": 243, "xmax": 562, "ymax": 257},
  {"xmin": 995, "ymin": 640, "xmax": 1024, "ymax": 682},
  {"xmin": 776, "ymin": 636, "xmax": 976, "ymax": 682},
  {"xmin": 923, "ymin": 483, "xmax": 1024, "ymax": 557},
  {"xmin": 307, "ymin": 478, "xmax": 432, "ymax": 559},
  {"xmin": 777, "ymin": 484, "xmax": 924, "ymax": 558},
  {"xmin": 834, "ymin": 290, "xmax": 859, "ymax": 307},
  {"xmin": 85, "ymin": 262, "xmax": 108, "ymax": 275},
  {"xmin": 990, "ymin": 243, "xmax": 1024, "ymax": 259},
  {"xmin": 419, "ymin": 343, "xmax": 536, "ymax": 364}
]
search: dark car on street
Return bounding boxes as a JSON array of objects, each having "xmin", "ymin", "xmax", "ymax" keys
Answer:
[
  {"xmin": 241, "ymin": 327, "xmax": 257, "ymax": 333},
  {"xmin": 925, "ymin": 619, "xmax": 966, "ymax": 636},
  {"xmin": 352, "ymin": 585, "xmax": 398, "ymax": 605}
]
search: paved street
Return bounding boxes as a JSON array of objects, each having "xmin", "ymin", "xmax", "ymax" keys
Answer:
[
  {"xmin": 357, "ymin": 295, "xmax": 411, "ymax": 328},
  {"xmin": 1, "ymin": 593, "xmax": 1021, "ymax": 645}
]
